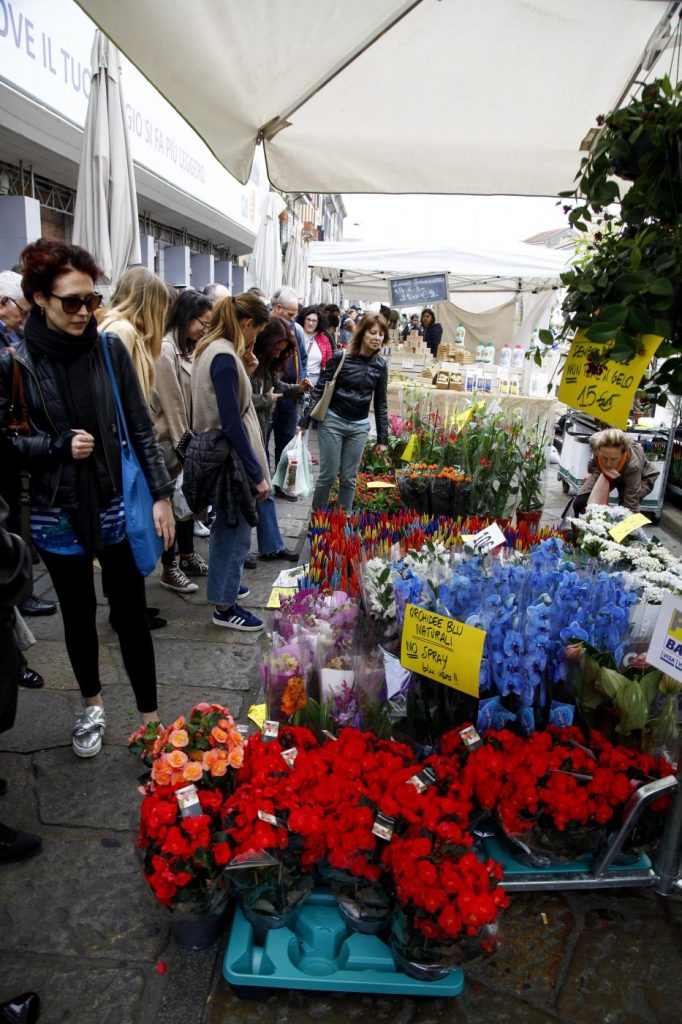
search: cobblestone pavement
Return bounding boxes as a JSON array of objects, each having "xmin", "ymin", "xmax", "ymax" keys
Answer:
[{"xmin": 1, "ymin": 459, "xmax": 680, "ymax": 1024}]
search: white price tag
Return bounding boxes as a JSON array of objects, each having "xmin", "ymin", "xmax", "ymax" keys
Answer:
[{"xmin": 462, "ymin": 522, "xmax": 506, "ymax": 556}]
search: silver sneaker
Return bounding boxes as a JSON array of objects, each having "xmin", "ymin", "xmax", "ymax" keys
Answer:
[{"xmin": 73, "ymin": 706, "xmax": 106, "ymax": 758}]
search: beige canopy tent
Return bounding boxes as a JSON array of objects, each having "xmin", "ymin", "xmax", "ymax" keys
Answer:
[{"xmin": 74, "ymin": 0, "xmax": 677, "ymax": 196}]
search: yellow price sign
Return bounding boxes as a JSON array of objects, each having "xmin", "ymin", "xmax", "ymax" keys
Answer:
[
  {"xmin": 366, "ymin": 481, "xmax": 396, "ymax": 490},
  {"xmin": 399, "ymin": 603, "xmax": 485, "ymax": 697},
  {"xmin": 608, "ymin": 512, "xmax": 651, "ymax": 543},
  {"xmin": 455, "ymin": 407, "xmax": 475, "ymax": 430},
  {"xmin": 266, "ymin": 587, "xmax": 297, "ymax": 609},
  {"xmin": 247, "ymin": 703, "xmax": 267, "ymax": 729},
  {"xmin": 558, "ymin": 330, "xmax": 661, "ymax": 429},
  {"xmin": 401, "ymin": 433, "xmax": 419, "ymax": 462}
]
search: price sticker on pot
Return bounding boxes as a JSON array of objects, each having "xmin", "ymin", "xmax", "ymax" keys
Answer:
[
  {"xmin": 558, "ymin": 330, "xmax": 661, "ymax": 430},
  {"xmin": 608, "ymin": 512, "xmax": 650, "ymax": 543},
  {"xmin": 400, "ymin": 603, "xmax": 485, "ymax": 697}
]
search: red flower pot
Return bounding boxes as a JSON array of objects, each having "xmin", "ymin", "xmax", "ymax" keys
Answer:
[{"xmin": 516, "ymin": 509, "xmax": 542, "ymax": 532}]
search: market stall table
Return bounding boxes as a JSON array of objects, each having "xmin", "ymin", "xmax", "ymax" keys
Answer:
[{"xmin": 387, "ymin": 382, "xmax": 556, "ymax": 433}]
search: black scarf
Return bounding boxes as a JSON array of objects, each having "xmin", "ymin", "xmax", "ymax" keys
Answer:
[{"xmin": 24, "ymin": 308, "xmax": 107, "ymax": 550}]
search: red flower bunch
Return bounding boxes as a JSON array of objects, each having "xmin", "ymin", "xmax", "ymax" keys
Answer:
[
  {"xmin": 457, "ymin": 726, "xmax": 675, "ymax": 860},
  {"xmin": 133, "ymin": 702, "xmax": 243, "ymax": 912}
]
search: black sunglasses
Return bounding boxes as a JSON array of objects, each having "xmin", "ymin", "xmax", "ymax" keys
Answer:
[
  {"xmin": 48, "ymin": 292, "xmax": 103, "ymax": 314},
  {"xmin": 8, "ymin": 297, "xmax": 29, "ymax": 319}
]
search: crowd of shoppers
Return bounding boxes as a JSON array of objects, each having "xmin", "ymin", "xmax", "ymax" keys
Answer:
[{"xmin": 0, "ymin": 240, "xmax": 390, "ymax": 763}]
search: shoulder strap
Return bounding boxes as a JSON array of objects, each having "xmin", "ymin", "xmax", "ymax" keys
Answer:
[
  {"xmin": 330, "ymin": 348, "xmax": 347, "ymax": 382},
  {"xmin": 100, "ymin": 334, "xmax": 131, "ymax": 449},
  {"xmin": 7, "ymin": 354, "xmax": 30, "ymax": 435}
]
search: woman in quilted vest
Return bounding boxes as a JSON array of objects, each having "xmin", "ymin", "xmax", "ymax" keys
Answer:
[{"xmin": 191, "ymin": 294, "xmax": 270, "ymax": 632}]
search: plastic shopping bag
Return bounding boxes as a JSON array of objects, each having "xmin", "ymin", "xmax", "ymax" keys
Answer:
[{"xmin": 272, "ymin": 433, "xmax": 314, "ymax": 498}]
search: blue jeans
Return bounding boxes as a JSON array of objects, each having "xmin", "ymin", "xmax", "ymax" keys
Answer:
[
  {"xmin": 313, "ymin": 411, "xmax": 370, "ymax": 511},
  {"xmin": 256, "ymin": 493, "xmax": 284, "ymax": 555},
  {"xmin": 206, "ymin": 506, "xmax": 252, "ymax": 607}
]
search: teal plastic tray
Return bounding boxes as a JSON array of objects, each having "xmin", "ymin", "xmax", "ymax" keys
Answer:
[
  {"xmin": 482, "ymin": 835, "xmax": 652, "ymax": 876},
  {"xmin": 223, "ymin": 890, "xmax": 465, "ymax": 997}
]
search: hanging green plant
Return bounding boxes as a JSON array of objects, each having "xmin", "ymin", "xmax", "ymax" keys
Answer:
[{"xmin": 548, "ymin": 75, "xmax": 682, "ymax": 400}]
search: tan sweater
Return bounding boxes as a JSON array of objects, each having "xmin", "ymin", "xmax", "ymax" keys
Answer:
[
  {"xmin": 191, "ymin": 337, "xmax": 270, "ymax": 486},
  {"xmin": 151, "ymin": 334, "xmax": 193, "ymax": 479}
]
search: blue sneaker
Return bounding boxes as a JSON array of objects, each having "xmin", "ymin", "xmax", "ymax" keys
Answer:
[
  {"xmin": 213, "ymin": 604, "xmax": 263, "ymax": 632},
  {"xmin": 238, "ymin": 585, "xmax": 250, "ymax": 599}
]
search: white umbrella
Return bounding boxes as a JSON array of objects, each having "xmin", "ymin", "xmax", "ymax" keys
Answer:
[
  {"xmin": 72, "ymin": 30, "xmax": 140, "ymax": 292},
  {"xmin": 77, "ymin": 0, "xmax": 669, "ymax": 196},
  {"xmin": 247, "ymin": 191, "xmax": 286, "ymax": 298},
  {"xmin": 283, "ymin": 215, "xmax": 307, "ymax": 300}
]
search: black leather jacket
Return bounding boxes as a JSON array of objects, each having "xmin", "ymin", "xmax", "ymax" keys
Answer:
[
  {"xmin": 0, "ymin": 333, "xmax": 172, "ymax": 510},
  {"xmin": 299, "ymin": 352, "xmax": 388, "ymax": 444}
]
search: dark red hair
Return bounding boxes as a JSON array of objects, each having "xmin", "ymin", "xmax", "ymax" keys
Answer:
[{"xmin": 20, "ymin": 239, "xmax": 102, "ymax": 303}]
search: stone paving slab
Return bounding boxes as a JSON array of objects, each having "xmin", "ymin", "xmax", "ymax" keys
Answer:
[
  {"xmin": 470, "ymin": 893, "xmax": 575, "ymax": 1002},
  {"xmin": 556, "ymin": 895, "xmax": 682, "ymax": 1024},
  {"xmin": 0, "ymin": 688, "xmax": 75, "ymax": 753},
  {"xmin": 0, "ymin": 832, "xmax": 167, "ymax": 962},
  {"xmin": 34, "ymin": 746, "xmax": 144, "ymax": 830},
  {"xmin": 0, "ymin": 957, "xmax": 154, "ymax": 1024}
]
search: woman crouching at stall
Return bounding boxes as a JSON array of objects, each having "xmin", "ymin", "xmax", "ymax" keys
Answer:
[
  {"xmin": 0, "ymin": 239, "xmax": 174, "ymax": 758},
  {"xmin": 573, "ymin": 427, "xmax": 659, "ymax": 515},
  {"xmin": 299, "ymin": 312, "xmax": 389, "ymax": 511},
  {"xmin": 191, "ymin": 293, "xmax": 270, "ymax": 632}
]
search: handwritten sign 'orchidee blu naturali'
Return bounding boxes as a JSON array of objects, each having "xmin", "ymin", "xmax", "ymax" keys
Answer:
[
  {"xmin": 400, "ymin": 603, "xmax": 485, "ymax": 697},
  {"xmin": 558, "ymin": 331, "xmax": 661, "ymax": 430}
]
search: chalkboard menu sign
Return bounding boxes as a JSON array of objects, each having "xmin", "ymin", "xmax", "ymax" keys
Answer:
[{"xmin": 389, "ymin": 273, "xmax": 449, "ymax": 308}]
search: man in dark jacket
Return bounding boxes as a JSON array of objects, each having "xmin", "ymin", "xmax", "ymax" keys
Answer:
[
  {"xmin": 0, "ymin": 496, "xmax": 42, "ymax": 861},
  {"xmin": 269, "ymin": 287, "xmax": 309, "ymax": 472}
]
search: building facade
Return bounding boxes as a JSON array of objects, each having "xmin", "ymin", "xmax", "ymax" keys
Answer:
[{"xmin": 0, "ymin": 0, "xmax": 272, "ymax": 288}]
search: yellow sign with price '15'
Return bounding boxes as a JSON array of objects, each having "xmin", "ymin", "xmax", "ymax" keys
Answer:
[
  {"xmin": 557, "ymin": 331, "xmax": 662, "ymax": 430},
  {"xmin": 399, "ymin": 602, "xmax": 485, "ymax": 697}
]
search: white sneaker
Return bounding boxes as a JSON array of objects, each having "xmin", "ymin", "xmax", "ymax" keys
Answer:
[
  {"xmin": 73, "ymin": 706, "xmax": 106, "ymax": 758},
  {"xmin": 193, "ymin": 520, "xmax": 210, "ymax": 538}
]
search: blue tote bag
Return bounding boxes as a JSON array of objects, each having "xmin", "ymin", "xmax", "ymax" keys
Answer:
[{"xmin": 100, "ymin": 335, "xmax": 163, "ymax": 576}]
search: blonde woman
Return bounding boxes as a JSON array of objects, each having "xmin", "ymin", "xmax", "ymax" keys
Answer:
[
  {"xmin": 97, "ymin": 267, "xmax": 173, "ymax": 625},
  {"xmin": 152, "ymin": 289, "xmax": 212, "ymax": 594},
  {"xmin": 192, "ymin": 293, "xmax": 270, "ymax": 631},
  {"xmin": 573, "ymin": 428, "xmax": 659, "ymax": 514},
  {"xmin": 98, "ymin": 267, "xmax": 170, "ymax": 404}
]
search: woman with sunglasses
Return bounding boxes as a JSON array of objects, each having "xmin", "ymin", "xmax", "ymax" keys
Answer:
[
  {"xmin": 0, "ymin": 239, "xmax": 174, "ymax": 758},
  {"xmin": 151, "ymin": 288, "xmax": 213, "ymax": 593}
]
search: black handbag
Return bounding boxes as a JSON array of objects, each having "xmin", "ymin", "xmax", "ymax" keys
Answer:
[{"xmin": 175, "ymin": 428, "xmax": 195, "ymax": 463}]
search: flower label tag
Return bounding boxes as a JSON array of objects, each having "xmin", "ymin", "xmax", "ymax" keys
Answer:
[
  {"xmin": 406, "ymin": 765, "xmax": 437, "ymax": 793},
  {"xmin": 372, "ymin": 811, "xmax": 396, "ymax": 841},
  {"xmin": 236, "ymin": 724, "xmax": 249, "ymax": 738},
  {"xmin": 462, "ymin": 522, "xmax": 506, "ymax": 556},
  {"xmin": 459, "ymin": 725, "xmax": 483, "ymax": 750},
  {"xmin": 281, "ymin": 747, "xmax": 298, "ymax": 768},
  {"xmin": 258, "ymin": 809, "xmax": 289, "ymax": 830},
  {"xmin": 608, "ymin": 512, "xmax": 651, "ymax": 543},
  {"xmin": 175, "ymin": 784, "xmax": 202, "ymax": 818},
  {"xmin": 262, "ymin": 720, "xmax": 280, "ymax": 740}
]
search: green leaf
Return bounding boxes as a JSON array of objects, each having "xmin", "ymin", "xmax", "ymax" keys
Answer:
[
  {"xmin": 649, "ymin": 278, "xmax": 674, "ymax": 296},
  {"xmin": 615, "ymin": 681, "xmax": 649, "ymax": 735},
  {"xmin": 599, "ymin": 304, "xmax": 629, "ymax": 326},
  {"xmin": 539, "ymin": 329, "xmax": 554, "ymax": 346},
  {"xmin": 615, "ymin": 272, "xmax": 652, "ymax": 294},
  {"xmin": 630, "ymin": 247, "xmax": 642, "ymax": 272},
  {"xmin": 595, "ymin": 667, "xmax": 627, "ymax": 701},
  {"xmin": 626, "ymin": 307, "xmax": 655, "ymax": 333},
  {"xmin": 585, "ymin": 323, "xmax": 618, "ymax": 343}
]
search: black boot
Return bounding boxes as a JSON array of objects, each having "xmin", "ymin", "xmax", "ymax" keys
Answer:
[{"xmin": 0, "ymin": 992, "xmax": 41, "ymax": 1023}]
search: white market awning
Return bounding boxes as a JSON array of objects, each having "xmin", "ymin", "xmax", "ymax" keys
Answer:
[
  {"xmin": 306, "ymin": 240, "xmax": 574, "ymax": 302},
  {"xmin": 74, "ymin": 0, "xmax": 676, "ymax": 196}
]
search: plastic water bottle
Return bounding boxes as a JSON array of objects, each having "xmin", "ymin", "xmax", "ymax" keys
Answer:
[
  {"xmin": 511, "ymin": 343, "xmax": 525, "ymax": 369},
  {"xmin": 455, "ymin": 323, "xmax": 466, "ymax": 347},
  {"xmin": 484, "ymin": 341, "xmax": 496, "ymax": 365},
  {"xmin": 498, "ymin": 342, "xmax": 512, "ymax": 368},
  {"xmin": 475, "ymin": 341, "xmax": 485, "ymax": 364},
  {"xmin": 529, "ymin": 369, "xmax": 547, "ymax": 397}
]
